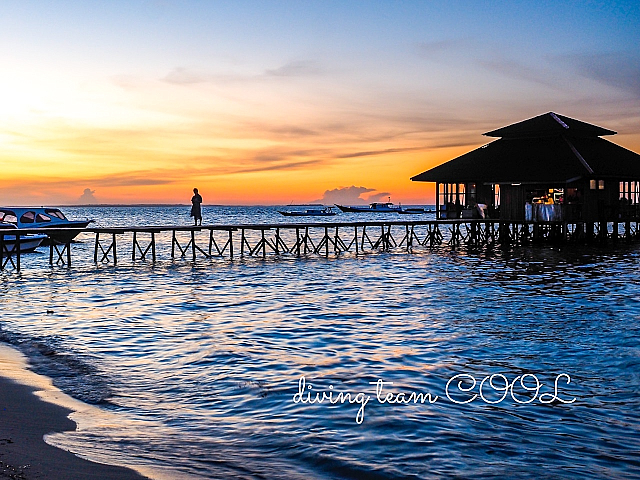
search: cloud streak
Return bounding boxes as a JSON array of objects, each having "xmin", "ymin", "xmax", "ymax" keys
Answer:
[
  {"xmin": 337, "ymin": 146, "xmax": 425, "ymax": 159},
  {"xmin": 561, "ymin": 52, "xmax": 640, "ymax": 97},
  {"xmin": 478, "ymin": 58, "xmax": 561, "ymax": 90},
  {"xmin": 162, "ymin": 60, "xmax": 323, "ymax": 86},
  {"xmin": 265, "ymin": 61, "xmax": 322, "ymax": 77}
]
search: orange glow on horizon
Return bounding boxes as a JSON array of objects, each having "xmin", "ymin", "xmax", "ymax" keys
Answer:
[
  {"xmin": 3, "ymin": 69, "xmax": 639, "ymax": 207},
  {"xmin": 2, "ymin": 2, "xmax": 640, "ymax": 207},
  {"xmin": 0, "ymin": 92, "xmax": 486, "ymax": 206}
]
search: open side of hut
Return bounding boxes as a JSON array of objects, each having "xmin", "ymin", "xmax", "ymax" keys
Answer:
[{"xmin": 411, "ymin": 112, "xmax": 640, "ymax": 224}]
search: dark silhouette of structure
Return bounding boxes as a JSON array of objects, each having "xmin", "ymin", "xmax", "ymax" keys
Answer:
[{"xmin": 411, "ymin": 112, "xmax": 640, "ymax": 228}]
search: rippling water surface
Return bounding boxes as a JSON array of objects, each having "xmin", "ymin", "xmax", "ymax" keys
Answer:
[{"xmin": 1, "ymin": 206, "xmax": 639, "ymax": 479}]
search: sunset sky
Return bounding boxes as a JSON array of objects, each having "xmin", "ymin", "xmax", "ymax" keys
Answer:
[{"xmin": 1, "ymin": 1, "xmax": 639, "ymax": 205}]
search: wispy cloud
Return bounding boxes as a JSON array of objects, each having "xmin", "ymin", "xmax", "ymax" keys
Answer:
[
  {"xmin": 0, "ymin": 172, "xmax": 176, "ymax": 205},
  {"xmin": 337, "ymin": 146, "xmax": 425, "ymax": 159},
  {"xmin": 478, "ymin": 58, "xmax": 561, "ymax": 89},
  {"xmin": 477, "ymin": 50, "xmax": 640, "ymax": 106},
  {"xmin": 161, "ymin": 60, "xmax": 323, "ymax": 86},
  {"xmin": 559, "ymin": 52, "xmax": 640, "ymax": 98},
  {"xmin": 160, "ymin": 67, "xmax": 253, "ymax": 86},
  {"xmin": 91, "ymin": 173, "xmax": 174, "ymax": 187},
  {"xmin": 232, "ymin": 158, "xmax": 323, "ymax": 174},
  {"xmin": 11, "ymin": 170, "xmax": 176, "ymax": 189},
  {"xmin": 162, "ymin": 67, "xmax": 212, "ymax": 85},
  {"xmin": 265, "ymin": 61, "xmax": 322, "ymax": 77}
]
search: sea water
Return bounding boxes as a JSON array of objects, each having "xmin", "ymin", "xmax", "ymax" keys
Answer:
[{"xmin": 0, "ymin": 206, "xmax": 639, "ymax": 479}]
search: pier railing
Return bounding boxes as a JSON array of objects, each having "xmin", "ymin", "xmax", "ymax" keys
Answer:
[{"xmin": 2, "ymin": 218, "xmax": 639, "ymax": 271}]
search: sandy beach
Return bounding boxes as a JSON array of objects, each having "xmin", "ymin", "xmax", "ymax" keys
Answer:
[
  {"xmin": 0, "ymin": 342, "xmax": 147, "ymax": 480},
  {"xmin": 0, "ymin": 375, "xmax": 146, "ymax": 480}
]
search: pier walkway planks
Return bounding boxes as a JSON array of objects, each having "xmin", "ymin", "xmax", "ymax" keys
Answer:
[{"xmin": 1, "ymin": 218, "xmax": 639, "ymax": 272}]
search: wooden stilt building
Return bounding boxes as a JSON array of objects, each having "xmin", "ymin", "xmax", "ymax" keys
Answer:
[{"xmin": 411, "ymin": 112, "xmax": 640, "ymax": 232}]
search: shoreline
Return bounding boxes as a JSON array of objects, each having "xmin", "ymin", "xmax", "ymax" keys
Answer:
[{"xmin": 0, "ymin": 344, "xmax": 148, "ymax": 480}]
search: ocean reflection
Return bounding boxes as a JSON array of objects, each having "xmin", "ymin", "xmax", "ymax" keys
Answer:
[{"xmin": 0, "ymin": 207, "xmax": 639, "ymax": 479}]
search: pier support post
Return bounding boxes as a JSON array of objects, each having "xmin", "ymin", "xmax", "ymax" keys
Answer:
[
  {"xmin": 0, "ymin": 234, "xmax": 19, "ymax": 271},
  {"xmin": 354, "ymin": 226, "xmax": 359, "ymax": 255},
  {"xmin": 15, "ymin": 236, "xmax": 20, "ymax": 271},
  {"xmin": 498, "ymin": 222, "xmax": 509, "ymax": 246},
  {"xmin": 625, "ymin": 221, "xmax": 631, "ymax": 242},
  {"xmin": 574, "ymin": 222, "xmax": 584, "ymax": 242},
  {"xmin": 586, "ymin": 222, "xmax": 594, "ymax": 243},
  {"xmin": 325, "ymin": 227, "xmax": 329, "ymax": 256},
  {"xmin": 405, "ymin": 225, "xmax": 411, "ymax": 251},
  {"xmin": 599, "ymin": 221, "xmax": 607, "ymax": 244},
  {"xmin": 469, "ymin": 222, "xmax": 477, "ymax": 246},
  {"xmin": 112, "ymin": 234, "xmax": 117, "ymax": 265},
  {"xmin": 132, "ymin": 231, "xmax": 156, "ymax": 262},
  {"xmin": 262, "ymin": 229, "xmax": 266, "ymax": 258}
]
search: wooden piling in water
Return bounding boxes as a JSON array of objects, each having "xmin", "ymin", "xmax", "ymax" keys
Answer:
[{"xmin": 2, "ymin": 218, "xmax": 640, "ymax": 273}]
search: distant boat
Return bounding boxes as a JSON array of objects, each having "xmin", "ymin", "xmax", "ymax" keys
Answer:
[
  {"xmin": 398, "ymin": 207, "xmax": 432, "ymax": 215},
  {"xmin": 278, "ymin": 206, "xmax": 337, "ymax": 217},
  {"xmin": 335, "ymin": 202, "xmax": 403, "ymax": 213},
  {"xmin": 0, "ymin": 207, "xmax": 93, "ymax": 243},
  {"xmin": 0, "ymin": 222, "xmax": 48, "ymax": 254}
]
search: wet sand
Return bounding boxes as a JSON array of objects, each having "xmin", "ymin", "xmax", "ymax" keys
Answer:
[
  {"xmin": 0, "ymin": 341, "xmax": 150, "ymax": 480},
  {"xmin": 0, "ymin": 375, "xmax": 147, "ymax": 480}
]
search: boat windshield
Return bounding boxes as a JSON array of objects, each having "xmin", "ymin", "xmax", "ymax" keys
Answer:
[
  {"xmin": 20, "ymin": 211, "xmax": 36, "ymax": 223},
  {"xmin": 0, "ymin": 210, "xmax": 18, "ymax": 224},
  {"xmin": 45, "ymin": 208, "xmax": 67, "ymax": 220}
]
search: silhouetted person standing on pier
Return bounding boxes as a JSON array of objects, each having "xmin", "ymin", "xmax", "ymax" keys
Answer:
[{"xmin": 191, "ymin": 188, "xmax": 203, "ymax": 225}]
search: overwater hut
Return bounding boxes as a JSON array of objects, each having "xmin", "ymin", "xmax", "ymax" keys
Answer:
[{"xmin": 411, "ymin": 112, "xmax": 640, "ymax": 226}]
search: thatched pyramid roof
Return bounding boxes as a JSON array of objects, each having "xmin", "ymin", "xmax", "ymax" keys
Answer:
[{"xmin": 411, "ymin": 112, "xmax": 640, "ymax": 184}]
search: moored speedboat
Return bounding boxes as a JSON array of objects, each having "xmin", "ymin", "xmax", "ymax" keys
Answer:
[
  {"xmin": 0, "ymin": 207, "xmax": 92, "ymax": 243},
  {"xmin": 279, "ymin": 206, "xmax": 337, "ymax": 217},
  {"xmin": 0, "ymin": 222, "xmax": 48, "ymax": 254}
]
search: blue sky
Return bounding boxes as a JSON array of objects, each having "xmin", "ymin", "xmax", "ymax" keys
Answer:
[{"xmin": 1, "ymin": 1, "xmax": 639, "ymax": 204}]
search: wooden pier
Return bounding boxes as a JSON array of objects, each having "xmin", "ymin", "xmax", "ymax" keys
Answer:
[{"xmin": 2, "ymin": 218, "xmax": 640, "ymax": 272}]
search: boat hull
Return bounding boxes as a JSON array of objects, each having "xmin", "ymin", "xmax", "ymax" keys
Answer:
[
  {"xmin": 335, "ymin": 205, "xmax": 402, "ymax": 213},
  {"xmin": 279, "ymin": 211, "xmax": 336, "ymax": 217},
  {"xmin": 0, "ymin": 234, "xmax": 47, "ymax": 254},
  {"xmin": 38, "ymin": 220, "xmax": 92, "ymax": 243},
  {"xmin": 398, "ymin": 208, "xmax": 432, "ymax": 215}
]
